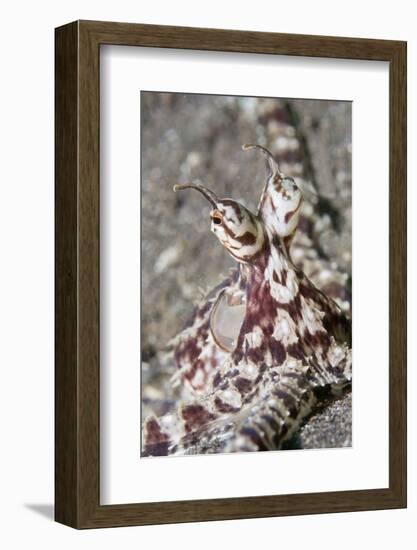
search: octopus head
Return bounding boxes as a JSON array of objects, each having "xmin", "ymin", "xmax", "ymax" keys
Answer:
[
  {"xmin": 243, "ymin": 144, "xmax": 303, "ymax": 238},
  {"xmin": 173, "ymin": 183, "xmax": 265, "ymax": 264}
]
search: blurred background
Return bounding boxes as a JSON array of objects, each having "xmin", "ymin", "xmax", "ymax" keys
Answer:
[{"xmin": 141, "ymin": 92, "xmax": 352, "ymax": 449}]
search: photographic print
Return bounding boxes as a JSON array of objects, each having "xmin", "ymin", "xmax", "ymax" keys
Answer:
[
  {"xmin": 55, "ymin": 21, "xmax": 405, "ymax": 527},
  {"xmin": 141, "ymin": 91, "xmax": 352, "ymax": 457}
]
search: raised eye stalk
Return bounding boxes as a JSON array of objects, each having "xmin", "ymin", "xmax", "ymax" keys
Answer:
[
  {"xmin": 242, "ymin": 143, "xmax": 284, "ymax": 178},
  {"xmin": 173, "ymin": 183, "xmax": 218, "ymax": 208}
]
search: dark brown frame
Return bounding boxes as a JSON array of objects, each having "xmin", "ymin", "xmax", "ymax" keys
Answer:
[{"xmin": 55, "ymin": 20, "xmax": 407, "ymax": 529}]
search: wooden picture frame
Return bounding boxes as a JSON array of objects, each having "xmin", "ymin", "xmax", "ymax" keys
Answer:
[{"xmin": 55, "ymin": 20, "xmax": 407, "ymax": 528}]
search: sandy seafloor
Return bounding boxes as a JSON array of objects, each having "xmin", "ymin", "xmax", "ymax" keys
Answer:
[{"xmin": 141, "ymin": 92, "xmax": 352, "ymax": 450}]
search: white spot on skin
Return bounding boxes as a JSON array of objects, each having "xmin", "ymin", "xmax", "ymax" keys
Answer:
[
  {"xmin": 285, "ymin": 357, "xmax": 299, "ymax": 370},
  {"xmin": 217, "ymin": 388, "xmax": 242, "ymax": 409},
  {"xmin": 272, "ymin": 309, "xmax": 298, "ymax": 346},
  {"xmin": 238, "ymin": 362, "xmax": 259, "ymax": 380},
  {"xmin": 265, "ymin": 251, "xmax": 298, "ymax": 304},
  {"xmin": 191, "ymin": 367, "xmax": 205, "ymax": 388},
  {"xmin": 300, "ymin": 296, "xmax": 324, "ymax": 335},
  {"xmin": 327, "ymin": 341, "xmax": 347, "ymax": 368},
  {"xmin": 243, "ymin": 325, "xmax": 263, "ymax": 349},
  {"xmin": 286, "ymin": 269, "xmax": 299, "ymax": 295},
  {"xmin": 273, "ymin": 282, "xmax": 293, "ymax": 303},
  {"xmin": 280, "ymin": 318, "xmax": 289, "ymax": 335}
]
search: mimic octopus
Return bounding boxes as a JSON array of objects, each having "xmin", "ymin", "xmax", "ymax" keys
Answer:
[{"xmin": 143, "ymin": 144, "xmax": 352, "ymax": 456}]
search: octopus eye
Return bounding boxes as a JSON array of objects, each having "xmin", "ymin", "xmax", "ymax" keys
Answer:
[{"xmin": 212, "ymin": 214, "xmax": 223, "ymax": 225}]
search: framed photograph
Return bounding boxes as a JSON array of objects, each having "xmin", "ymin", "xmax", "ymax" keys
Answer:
[{"xmin": 55, "ymin": 20, "xmax": 406, "ymax": 528}]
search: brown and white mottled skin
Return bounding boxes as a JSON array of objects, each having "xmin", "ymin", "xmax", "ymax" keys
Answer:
[{"xmin": 143, "ymin": 144, "xmax": 351, "ymax": 456}]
